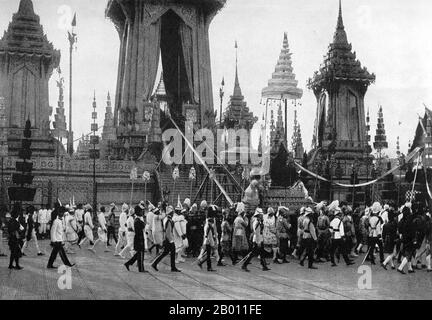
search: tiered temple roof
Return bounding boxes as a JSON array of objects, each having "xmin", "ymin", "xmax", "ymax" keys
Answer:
[
  {"xmin": 102, "ymin": 92, "xmax": 117, "ymax": 142},
  {"xmin": 0, "ymin": 0, "xmax": 60, "ymax": 61},
  {"xmin": 223, "ymin": 44, "xmax": 257, "ymax": 131},
  {"xmin": 262, "ymin": 33, "xmax": 303, "ymax": 100},
  {"xmin": 308, "ymin": 1, "xmax": 375, "ymax": 91}
]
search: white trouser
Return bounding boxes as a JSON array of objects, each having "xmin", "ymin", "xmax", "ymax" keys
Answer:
[
  {"xmin": 115, "ymin": 230, "xmax": 127, "ymax": 254},
  {"xmin": 120, "ymin": 232, "xmax": 135, "ymax": 256},
  {"xmin": 39, "ymin": 223, "xmax": 47, "ymax": 235},
  {"xmin": 22, "ymin": 230, "xmax": 41, "ymax": 253}
]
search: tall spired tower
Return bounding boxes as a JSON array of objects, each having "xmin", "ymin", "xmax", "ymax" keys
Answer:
[
  {"xmin": 308, "ymin": 1, "xmax": 375, "ymax": 160},
  {"xmin": 0, "ymin": 0, "xmax": 60, "ymax": 157},
  {"xmin": 106, "ymin": 0, "xmax": 226, "ymax": 156}
]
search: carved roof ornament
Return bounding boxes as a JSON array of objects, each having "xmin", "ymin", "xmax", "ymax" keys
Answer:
[{"xmin": 308, "ymin": 0, "xmax": 375, "ymax": 92}]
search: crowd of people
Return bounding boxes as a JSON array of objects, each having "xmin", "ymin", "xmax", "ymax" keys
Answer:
[{"xmin": 1, "ymin": 197, "xmax": 431, "ymax": 276}]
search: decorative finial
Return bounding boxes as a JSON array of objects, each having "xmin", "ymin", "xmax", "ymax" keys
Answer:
[
  {"xmin": 333, "ymin": 0, "xmax": 348, "ymax": 44},
  {"xmin": 18, "ymin": 0, "xmax": 35, "ymax": 16},
  {"xmin": 233, "ymin": 41, "xmax": 242, "ymax": 97}
]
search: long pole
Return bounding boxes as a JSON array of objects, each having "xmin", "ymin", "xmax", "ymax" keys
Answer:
[
  {"xmin": 93, "ymin": 144, "xmax": 96, "ymax": 212},
  {"xmin": 285, "ymin": 98, "xmax": 288, "ymax": 145},
  {"xmin": 130, "ymin": 180, "xmax": 134, "ymax": 208},
  {"xmin": 68, "ymin": 40, "xmax": 73, "ymax": 156}
]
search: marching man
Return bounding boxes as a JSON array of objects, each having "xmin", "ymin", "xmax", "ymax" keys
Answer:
[
  {"xmin": 47, "ymin": 207, "xmax": 75, "ymax": 269},
  {"xmin": 115, "ymin": 204, "xmax": 129, "ymax": 257},
  {"xmin": 197, "ymin": 205, "xmax": 219, "ymax": 272},
  {"xmin": 151, "ymin": 206, "xmax": 181, "ymax": 272},
  {"xmin": 173, "ymin": 199, "xmax": 188, "ymax": 263},
  {"xmin": 22, "ymin": 207, "xmax": 44, "ymax": 257},
  {"xmin": 119, "ymin": 207, "xmax": 136, "ymax": 259},
  {"xmin": 241, "ymin": 208, "xmax": 270, "ymax": 272},
  {"xmin": 299, "ymin": 207, "xmax": 318, "ymax": 269},
  {"xmin": 78, "ymin": 204, "xmax": 95, "ymax": 250},
  {"xmin": 64, "ymin": 207, "xmax": 79, "ymax": 254},
  {"xmin": 145, "ymin": 201, "xmax": 155, "ymax": 253},
  {"xmin": 90, "ymin": 206, "xmax": 110, "ymax": 253},
  {"xmin": 329, "ymin": 206, "xmax": 355, "ymax": 267}
]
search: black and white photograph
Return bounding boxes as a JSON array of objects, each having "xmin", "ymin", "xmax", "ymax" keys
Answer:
[{"xmin": 0, "ymin": 0, "xmax": 431, "ymax": 305}]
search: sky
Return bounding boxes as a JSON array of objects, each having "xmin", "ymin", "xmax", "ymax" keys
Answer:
[{"xmin": 0, "ymin": 0, "xmax": 431, "ymax": 157}]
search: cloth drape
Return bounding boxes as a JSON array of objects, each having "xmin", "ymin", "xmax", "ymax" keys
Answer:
[
  {"xmin": 141, "ymin": 19, "xmax": 161, "ymax": 101},
  {"xmin": 179, "ymin": 22, "xmax": 195, "ymax": 103}
]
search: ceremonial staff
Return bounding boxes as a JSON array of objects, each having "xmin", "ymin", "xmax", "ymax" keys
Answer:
[{"xmin": 67, "ymin": 13, "xmax": 77, "ymax": 156}]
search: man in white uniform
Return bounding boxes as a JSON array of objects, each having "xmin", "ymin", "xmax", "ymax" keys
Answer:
[
  {"xmin": 330, "ymin": 207, "xmax": 355, "ymax": 267},
  {"xmin": 38, "ymin": 206, "xmax": 48, "ymax": 239},
  {"xmin": 47, "ymin": 207, "xmax": 75, "ymax": 269},
  {"xmin": 119, "ymin": 208, "xmax": 136, "ymax": 259},
  {"xmin": 115, "ymin": 204, "xmax": 129, "ymax": 257},
  {"xmin": 78, "ymin": 205, "xmax": 95, "ymax": 250},
  {"xmin": 90, "ymin": 206, "xmax": 110, "ymax": 253}
]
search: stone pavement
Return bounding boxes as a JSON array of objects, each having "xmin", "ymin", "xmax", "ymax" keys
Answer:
[{"xmin": 0, "ymin": 241, "xmax": 431, "ymax": 300}]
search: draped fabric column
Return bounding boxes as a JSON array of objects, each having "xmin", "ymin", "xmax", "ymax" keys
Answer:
[
  {"xmin": 179, "ymin": 22, "xmax": 195, "ymax": 104},
  {"xmin": 141, "ymin": 19, "xmax": 161, "ymax": 102}
]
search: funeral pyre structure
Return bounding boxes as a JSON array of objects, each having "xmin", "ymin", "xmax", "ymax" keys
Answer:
[{"xmin": 306, "ymin": 2, "xmax": 376, "ymax": 206}]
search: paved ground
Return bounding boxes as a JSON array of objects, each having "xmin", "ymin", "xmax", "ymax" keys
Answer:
[{"xmin": 0, "ymin": 241, "xmax": 431, "ymax": 300}]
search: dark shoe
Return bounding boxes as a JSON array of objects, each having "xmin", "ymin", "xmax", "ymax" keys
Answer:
[
  {"xmin": 171, "ymin": 268, "xmax": 181, "ymax": 273},
  {"xmin": 346, "ymin": 261, "xmax": 355, "ymax": 266},
  {"xmin": 391, "ymin": 266, "xmax": 396, "ymax": 270},
  {"xmin": 21, "ymin": 253, "xmax": 26, "ymax": 257},
  {"xmin": 217, "ymin": 262, "xmax": 227, "ymax": 267},
  {"xmin": 207, "ymin": 268, "xmax": 217, "ymax": 272},
  {"xmin": 67, "ymin": 263, "xmax": 76, "ymax": 268},
  {"xmin": 308, "ymin": 266, "xmax": 318, "ymax": 270},
  {"xmin": 408, "ymin": 270, "xmax": 415, "ymax": 274},
  {"xmin": 124, "ymin": 263, "xmax": 130, "ymax": 271},
  {"xmin": 37, "ymin": 252, "xmax": 45, "ymax": 256},
  {"xmin": 14, "ymin": 266, "xmax": 23, "ymax": 270},
  {"xmin": 8, "ymin": 265, "xmax": 14, "ymax": 269},
  {"xmin": 151, "ymin": 264, "xmax": 158, "ymax": 272},
  {"xmin": 299, "ymin": 260, "xmax": 304, "ymax": 267},
  {"xmin": 232, "ymin": 260, "xmax": 239, "ymax": 266},
  {"xmin": 331, "ymin": 263, "xmax": 337, "ymax": 267},
  {"xmin": 241, "ymin": 265, "xmax": 250, "ymax": 272},
  {"xmin": 273, "ymin": 259, "xmax": 281, "ymax": 264},
  {"xmin": 281, "ymin": 259, "xmax": 289, "ymax": 264},
  {"xmin": 262, "ymin": 266, "xmax": 271, "ymax": 271},
  {"xmin": 315, "ymin": 258, "xmax": 325, "ymax": 263},
  {"xmin": 139, "ymin": 270, "xmax": 149, "ymax": 273},
  {"xmin": 370, "ymin": 260, "xmax": 376, "ymax": 265},
  {"xmin": 198, "ymin": 262, "xmax": 203, "ymax": 270},
  {"xmin": 47, "ymin": 265, "xmax": 57, "ymax": 269},
  {"xmin": 427, "ymin": 269, "xmax": 432, "ymax": 273},
  {"xmin": 381, "ymin": 263, "xmax": 388, "ymax": 270},
  {"xmin": 397, "ymin": 269, "xmax": 406, "ymax": 275}
]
